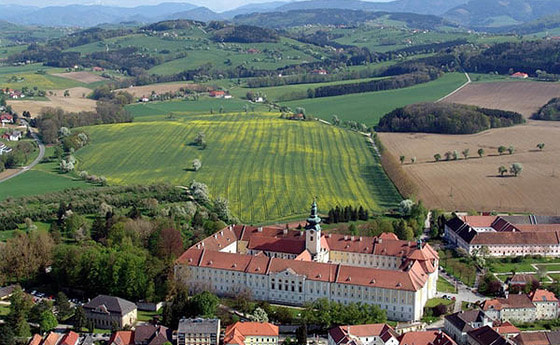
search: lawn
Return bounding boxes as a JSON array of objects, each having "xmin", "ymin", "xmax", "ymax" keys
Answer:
[
  {"xmin": 74, "ymin": 113, "xmax": 402, "ymax": 223},
  {"xmin": 425, "ymin": 298, "xmax": 454, "ymax": 308},
  {"xmin": 535, "ymin": 264, "xmax": 560, "ymax": 272},
  {"xmin": 281, "ymin": 72, "xmax": 468, "ymax": 125},
  {"xmin": 0, "ymin": 304, "xmax": 9, "ymax": 317},
  {"xmin": 137, "ymin": 309, "xmax": 162, "ymax": 322},
  {"xmin": 437, "ymin": 278, "xmax": 457, "ymax": 293},
  {"xmin": 0, "ymin": 159, "xmax": 95, "ymax": 200},
  {"xmin": 439, "ymin": 249, "xmax": 477, "ymax": 287}
]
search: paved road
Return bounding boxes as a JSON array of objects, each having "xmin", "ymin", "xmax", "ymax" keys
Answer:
[{"xmin": 0, "ymin": 120, "xmax": 45, "ymax": 183}]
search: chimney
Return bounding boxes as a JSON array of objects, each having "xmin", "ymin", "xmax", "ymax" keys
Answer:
[
  {"xmin": 378, "ymin": 238, "xmax": 383, "ymax": 244},
  {"xmin": 344, "ymin": 235, "xmax": 348, "ymax": 241},
  {"xmin": 359, "ymin": 237, "xmax": 362, "ymax": 241},
  {"xmin": 351, "ymin": 236, "xmax": 355, "ymax": 241},
  {"xmin": 258, "ymin": 227, "xmax": 263, "ymax": 233},
  {"xmin": 283, "ymin": 229, "xmax": 288, "ymax": 235},
  {"xmin": 300, "ymin": 231, "xmax": 304, "ymax": 236}
]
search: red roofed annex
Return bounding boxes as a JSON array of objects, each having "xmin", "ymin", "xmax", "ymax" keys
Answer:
[{"xmin": 175, "ymin": 201, "xmax": 439, "ymax": 321}]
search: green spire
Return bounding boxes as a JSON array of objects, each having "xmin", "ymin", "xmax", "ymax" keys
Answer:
[{"xmin": 306, "ymin": 199, "xmax": 321, "ymax": 231}]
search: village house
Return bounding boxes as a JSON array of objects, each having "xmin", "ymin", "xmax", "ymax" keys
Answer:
[
  {"xmin": 0, "ymin": 113, "xmax": 13, "ymax": 125},
  {"xmin": 328, "ymin": 323, "xmax": 399, "ymax": 345},
  {"xmin": 312, "ymin": 69, "xmax": 328, "ymax": 75},
  {"xmin": 134, "ymin": 324, "xmax": 173, "ymax": 345},
  {"xmin": 82, "ymin": 295, "xmax": 137, "ymax": 329},
  {"xmin": 399, "ymin": 331, "xmax": 457, "ymax": 345},
  {"xmin": 175, "ymin": 202, "xmax": 438, "ymax": 321},
  {"xmin": 209, "ymin": 90, "xmax": 226, "ymax": 98},
  {"xmin": 224, "ymin": 322, "xmax": 279, "ymax": 345},
  {"xmin": 0, "ymin": 285, "xmax": 17, "ymax": 300},
  {"xmin": 444, "ymin": 310, "xmax": 493, "ymax": 345},
  {"xmin": 445, "ymin": 215, "xmax": 560, "ymax": 257},
  {"xmin": 482, "ymin": 289, "xmax": 559, "ymax": 323},
  {"xmin": 467, "ymin": 326, "xmax": 511, "ymax": 345},
  {"xmin": 492, "ymin": 321, "xmax": 520, "ymax": 339},
  {"xmin": 109, "ymin": 331, "xmax": 134, "ymax": 345},
  {"xmin": 2, "ymin": 130, "xmax": 22, "ymax": 141},
  {"xmin": 178, "ymin": 318, "xmax": 221, "ymax": 345},
  {"xmin": 511, "ymin": 72, "xmax": 529, "ymax": 79},
  {"xmin": 513, "ymin": 331, "xmax": 560, "ymax": 345}
]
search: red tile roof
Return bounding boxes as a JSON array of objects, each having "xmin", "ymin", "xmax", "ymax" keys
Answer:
[
  {"xmin": 109, "ymin": 331, "xmax": 134, "ymax": 345},
  {"xmin": 492, "ymin": 321, "xmax": 520, "ymax": 335},
  {"xmin": 247, "ymin": 236, "xmax": 305, "ymax": 254},
  {"xmin": 224, "ymin": 322, "xmax": 278, "ymax": 345},
  {"xmin": 42, "ymin": 333, "xmax": 61, "ymax": 345},
  {"xmin": 513, "ymin": 332, "xmax": 549, "ymax": 345},
  {"xmin": 60, "ymin": 331, "xmax": 80, "ymax": 345},
  {"xmin": 529, "ymin": 289, "xmax": 558, "ymax": 303},
  {"xmin": 329, "ymin": 323, "xmax": 397, "ymax": 344},
  {"xmin": 482, "ymin": 294, "xmax": 535, "ymax": 311},
  {"xmin": 399, "ymin": 331, "xmax": 456, "ymax": 345},
  {"xmin": 461, "ymin": 216, "xmax": 497, "ymax": 227},
  {"xmin": 28, "ymin": 334, "xmax": 42, "ymax": 345}
]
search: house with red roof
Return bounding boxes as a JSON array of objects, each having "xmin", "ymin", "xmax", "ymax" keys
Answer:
[
  {"xmin": 60, "ymin": 331, "xmax": 80, "ymax": 345},
  {"xmin": 529, "ymin": 289, "xmax": 559, "ymax": 320},
  {"xmin": 175, "ymin": 201, "xmax": 439, "ymax": 321},
  {"xmin": 399, "ymin": 330, "xmax": 456, "ymax": 345},
  {"xmin": 28, "ymin": 334, "xmax": 43, "ymax": 345},
  {"xmin": 109, "ymin": 331, "xmax": 134, "ymax": 345},
  {"xmin": 0, "ymin": 113, "xmax": 13, "ymax": 125},
  {"xmin": 328, "ymin": 323, "xmax": 399, "ymax": 345},
  {"xmin": 209, "ymin": 90, "xmax": 226, "ymax": 98},
  {"xmin": 224, "ymin": 322, "xmax": 278, "ymax": 345},
  {"xmin": 511, "ymin": 72, "xmax": 529, "ymax": 79}
]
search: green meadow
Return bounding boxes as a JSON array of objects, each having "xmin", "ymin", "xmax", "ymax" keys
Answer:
[
  {"xmin": 282, "ymin": 72, "xmax": 468, "ymax": 125},
  {"xmin": 75, "ymin": 113, "xmax": 402, "ymax": 223}
]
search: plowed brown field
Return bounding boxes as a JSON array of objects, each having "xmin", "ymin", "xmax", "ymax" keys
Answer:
[
  {"xmin": 443, "ymin": 81, "xmax": 560, "ymax": 117},
  {"xmin": 380, "ymin": 81, "xmax": 560, "ymax": 214}
]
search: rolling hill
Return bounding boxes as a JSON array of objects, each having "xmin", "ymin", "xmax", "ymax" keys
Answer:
[{"xmin": 444, "ymin": 0, "xmax": 560, "ymax": 28}]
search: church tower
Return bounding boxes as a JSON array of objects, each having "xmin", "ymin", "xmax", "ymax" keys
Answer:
[{"xmin": 305, "ymin": 200, "xmax": 322, "ymax": 256}]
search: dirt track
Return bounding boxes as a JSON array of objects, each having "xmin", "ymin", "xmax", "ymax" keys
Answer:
[
  {"xmin": 52, "ymin": 71, "xmax": 106, "ymax": 83},
  {"xmin": 116, "ymin": 82, "xmax": 209, "ymax": 97}
]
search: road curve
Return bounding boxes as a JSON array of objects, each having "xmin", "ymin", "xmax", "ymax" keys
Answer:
[{"xmin": 0, "ymin": 120, "xmax": 46, "ymax": 184}]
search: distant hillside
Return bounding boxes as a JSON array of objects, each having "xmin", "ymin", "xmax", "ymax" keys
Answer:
[
  {"xmin": 222, "ymin": 1, "xmax": 288, "ymax": 19},
  {"xmin": 444, "ymin": 0, "xmax": 560, "ymax": 28},
  {"xmin": 166, "ymin": 7, "xmax": 224, "ymax": 22},
  {"xmin": 501, "ymin": 13, "xmax": 560, "ymax": 34},
  {"xmin": 0, "ymin": 2, "xmax": 198, "ymax": 27},
  {"xmin": 274, "ymin": 0, "xmax": 469, "ymax": 15},
  {"xmin": 234, "ymin": 9, "xmax": 455, "ymax": 29}
]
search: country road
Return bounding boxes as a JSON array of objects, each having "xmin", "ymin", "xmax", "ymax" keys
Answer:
[
  {"xmin": 436, "ymin": 71, "xmax": 472, "ymax": 103},
  {"xmin": 0, "ymin": 120, "xmax": 45, "ymax": 184}
]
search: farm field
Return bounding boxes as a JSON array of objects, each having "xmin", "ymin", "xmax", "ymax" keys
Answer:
[
  {"xmin": 282, "ymin": 72, "xmax": 467, "ymax": 125},
  {"xmin": 443, "ymin": 81, "xmax": 560, "ymax": 117},
  {"xmin": 74, "ymin": 113, "xmax": 402, "ymax": 223},
  {"xmin": 8, "ymin": 87, "xmax": 97, "ymax": 116},
  {"xmin": 115, "ymin": 82, "xmax": 206, "ymax": 97},
  {"xmin": 379, "ymin": 121, "xmax": 560, "ymax": 215},
  {"xmin": 126, "ymin": 97, "xmax": 270, "ymax": 121},
  {"xmin": 51, "ymin": 71, "xmax": 107, "ymax": 83},
  {"xmin": 0, "ymin": 71, "xmax": 86, "ymax": 90}
]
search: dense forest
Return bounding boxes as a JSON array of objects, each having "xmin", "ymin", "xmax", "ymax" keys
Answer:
[
  {"xmin": 212, "ymin": 24, "xmax": 279, "ymax": 43},
  {"xmin": 461, "ymin": 40, "xmax": 560, "ymax": 75},
  {"xmin": 533, "ymin": 98, "xmax": 560, "ymax": 120},
  {"xmin": 376, "ymin": 103, "xmax": 525, "ymax": 134}
]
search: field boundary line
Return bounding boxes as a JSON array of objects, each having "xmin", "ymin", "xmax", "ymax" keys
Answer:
[{"xmin": 435, "ymin": 71, "xmax": 471, "ymax": 103}]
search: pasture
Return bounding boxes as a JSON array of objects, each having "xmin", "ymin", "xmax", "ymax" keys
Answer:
[
  {"xmin": 443, "ymin": 81, "xmax": 560, "ymax": 118},
  {"xmin": 0, "ymin": 71, "xmax": 85, "ymax": 90},
  {"xmin": 74, "ymin": 113, "xmax": 402, "ymax": 223},
  {"xmin": 282, "ymin": 72, "xmax": 467, "ymax": 125},
  {"xmin": 379, "ymin": 120, "xmax": 560, "ymax": 215}
]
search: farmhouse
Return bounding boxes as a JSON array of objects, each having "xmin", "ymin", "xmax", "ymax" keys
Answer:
[
  {"xmin": 209, "ymin": 90, "xmax": 226, "ymax": 98},
  {"xmin": 511, "ymin": 72, "xmax": 529, "ymax": 79},
  {"xmin": 445, "ymin": 215, "xmax": 560, "ymax": 257},
  {"xmin": 399, "ymin": 331, "xmax": 456, "ymax": 345},
  {"xmin": 312, "ymin": 69, "xmax": 328, "ymax": 75},
  {"xmin": 1, "ymin": 114, "xmax": 13, "ymax": 125},
  {"xmin": 175, "ymin": 202, "xmax": 439, "ymax": 321},
  {"xmin": 328, "ymin": 323, "xmax": 399, "ymax": 345},
  {"xmin": 2, "ymin": 130, "xmax": 22, "ymax": 141}
]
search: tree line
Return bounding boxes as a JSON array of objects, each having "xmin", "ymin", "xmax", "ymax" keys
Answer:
[
  {"xmin": 32, "ymin": 89, "xmax": 133, "ymax": 144},
  {"xmin": 376, "ymin": 102, "xmax": 525, "ymax": 134},
  {"xmin": 533, "ymin": 98, "xmax": 560, "ymax": 121}
]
